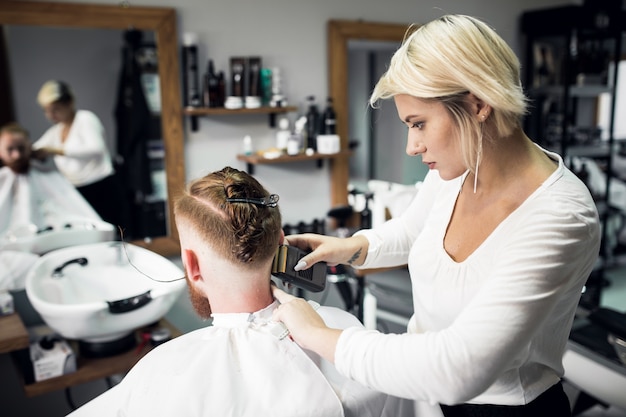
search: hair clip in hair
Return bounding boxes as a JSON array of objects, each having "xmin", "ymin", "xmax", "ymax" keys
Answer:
[{"xmin": 226, "ymin": 194, "xmax": 279, "ymax": 208}]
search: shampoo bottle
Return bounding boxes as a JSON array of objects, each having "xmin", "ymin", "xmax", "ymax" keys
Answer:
[
  {"xmin": 322, "ymin": 97, "xmax": 337, "ymax": 134},
  {"xmin": 182, "ymin": 33, "xmax": 201, "ymax": 108},
  {"xmin": 305, "ymin": 95, "xmax": 320, "ymax": 151},
  {"xmin": 276, "ymin": 117, "xmax": 291, "ymax": 152},
  {"xmin": 242, "ymin": 135, "xmax": 253, "ymax": 156}
]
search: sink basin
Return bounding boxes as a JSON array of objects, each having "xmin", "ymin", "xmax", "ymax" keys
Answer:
[
  {"xmin": 25, "ymin": 241, "xmax": 186, "ymax": 346},
  {"xmin": 1, "ymin": 218, "xmax": 116, "ymax": 255}
]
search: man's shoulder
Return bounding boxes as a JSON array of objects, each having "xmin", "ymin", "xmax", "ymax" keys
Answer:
[{"xmin": 317, "ymin": 306, "xmax": 363, "ymax": 330}]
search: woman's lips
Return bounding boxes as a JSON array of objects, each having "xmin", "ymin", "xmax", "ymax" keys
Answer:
[{"xmin": 425, "ymin": 162, "xmax": 435, "ymax": 169}]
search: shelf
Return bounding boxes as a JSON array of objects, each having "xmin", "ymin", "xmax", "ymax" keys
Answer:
[
  {"xmin": 8, "ymin": 319, "xmax": 181, "ymax": 398},
  {"xmin": 184, "ymin": 105, "xmax": 298, "ymax": 131},
  {"xmin": 183, "ymin": 105, "xmax": 298, "ymax": 116},
  {"xmin": 237, "ymin": 150, "xmax": 352, "ymax": 174},
  {"xmin": 0, "ymin": 314, "xmax": 30, "ymax": 354},
  {"xmin": 528, "ymin": 85, "xmax": 612, "ymax": 98},
  {"xmin": 566, "ymin": 143, "xmax": 612, "ymax": 159}
]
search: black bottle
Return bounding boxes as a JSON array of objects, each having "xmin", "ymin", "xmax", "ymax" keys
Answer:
[
  {"xmin": 322, "ymin": 97, "xmax": 337, "ymax": 134},
  {"xmin": 202, "ymin": 60, "xmax": 217, "ymax": 107},
  {"xmin": 361, "ymin": 192, "xmax": 373, "ymax": 229},
  {"xmin": 205, "ymin": 60, "xmax": 220, "ymax": 107},
  {"xmin": 216, "ymin": 71, "xmax": 226, "ymax": 107},
  {"xmin": 182, "ymin": 40, "xmax": 200, "ymax": 108},
  {"xmin": 305, "ymin": 95, "xmax": 320, "ymax": 150}
]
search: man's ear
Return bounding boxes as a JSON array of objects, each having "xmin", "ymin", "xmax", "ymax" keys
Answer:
[{"xmin": 182, "ymin": 248, "xmax": 202, "ymax": 282}]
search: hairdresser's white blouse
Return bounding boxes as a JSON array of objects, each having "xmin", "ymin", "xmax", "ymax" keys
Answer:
[
  {"xmin": 340, "ymin": 147, "xmax": 600, "ymax": 406},
  {"xmin": 34, "ymin": 110, "xmax": 113, "ymax": 187},
  {"xmin": 68, "ymin": 302, "xmax": 396, "ymax": 417}
]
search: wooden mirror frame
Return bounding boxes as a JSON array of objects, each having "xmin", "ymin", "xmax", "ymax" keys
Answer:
[
  {"xmin": 327, "ymin": 20, "xmax": 409, "ymax": 208},
  {"xmin": 0, "ymin": 1, "xmax": 184, "ymax": 257}
]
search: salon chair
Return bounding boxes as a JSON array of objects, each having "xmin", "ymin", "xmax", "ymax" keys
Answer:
[{"xmin": 564, "ymin": 307, "xmax": 626, "ymax": 414}]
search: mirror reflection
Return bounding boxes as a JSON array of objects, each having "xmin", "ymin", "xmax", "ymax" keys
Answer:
[
  {"xmin": 348, "ymin": 39, "xmax": 429, "ymax": 187},
  {"xmin": 3, "ymin": 25, "xmax": 167, "ymax": 241}
]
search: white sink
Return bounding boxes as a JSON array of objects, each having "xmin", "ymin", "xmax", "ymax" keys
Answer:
[
  {"xmin": 1, "ymin": 219, "xmax": 116, "ymax": 255},
  {"xmin": 25, "ymin": 241, "xmax": 186, "ymax": 344}
]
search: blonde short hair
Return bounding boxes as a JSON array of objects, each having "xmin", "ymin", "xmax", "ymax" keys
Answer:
[
  {"xmin": 370, "ymin": 15, "xmax": 528, "ymax": 172},
  {"xmin": 37, "ymin": 80, "xmax": 74, "ymax": 107}
]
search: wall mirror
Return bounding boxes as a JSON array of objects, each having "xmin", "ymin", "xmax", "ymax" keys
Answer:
[
  {"xmin": 328, "ymin": 20, "xmax": 424, "ymax": 207},
  {"xmin": 0, "ymin": 1, "xmax": 184, "ymax": 257}
]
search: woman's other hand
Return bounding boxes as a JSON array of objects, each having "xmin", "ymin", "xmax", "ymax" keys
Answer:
[{"xmin": 272, "ymin": 285, "xmax": 341, "ymax": 362}]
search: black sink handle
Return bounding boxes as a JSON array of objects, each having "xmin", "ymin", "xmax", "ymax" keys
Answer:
[
  {"xmin": 51, "ymin": 257, "xmax": 88, "ymax": 277},
  {"xmin": 107, "ymin": 290, "xmax": 152, "ymax": 314}
]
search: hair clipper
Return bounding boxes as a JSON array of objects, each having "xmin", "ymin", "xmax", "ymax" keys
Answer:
[{"xmin": 272, "ymin": 245, "xmax": 326, "ymax": 292}]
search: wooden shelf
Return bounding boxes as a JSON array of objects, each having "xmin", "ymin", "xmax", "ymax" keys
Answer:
[
  {"xmin": 183, "ymin": 105, "xmax": 298, "ymax": 116},
  {"xmin": 237, "ymin": 150, "xmax": 352, "ymax": 174},
  {"xmin": 184, "ymin": 106, "xmax": 298, "ymax": 131},
  {"xmin": 0, "ymin": 314, "xmax": 30, "ymax": 354},
  {"xmin": 8, "ymin": 319, "xmax": 181, "ymax": 397}
]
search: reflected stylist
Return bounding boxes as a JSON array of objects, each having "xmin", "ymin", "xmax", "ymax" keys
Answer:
[
  {"xmin": 273, "ymin": 14, "xmax": 600, "ymax": 417},
  {"xmin": 33, "ymin": 80, "xmax": 127, "ymax": 229}
]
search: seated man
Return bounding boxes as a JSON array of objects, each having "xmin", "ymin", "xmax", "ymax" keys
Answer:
[
  {"xmin": 0, "ymin": 122, "xmax": 101, "ymax": 234},
  {"xmin": 0, "ymin": 122, "xmax": 101, "ymax": 291},
  {"xmin": 68, "ymin": 166, "xmax": 397, "ymax": 417}
]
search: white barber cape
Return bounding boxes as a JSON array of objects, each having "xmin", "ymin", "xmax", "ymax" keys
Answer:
[
  {"xmin": 0, "ymin": 164, "xmax": 100, "ymax": 234},
  {"xmin": 0, "ymin": 164, "xmax": 102, "ymax": 291},
  {"xmin": 68, "ymin": 301, "xmax": 396, "ymax": 417}
]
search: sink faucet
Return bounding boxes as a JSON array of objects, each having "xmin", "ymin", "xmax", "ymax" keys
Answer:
[
  {"xmin": 51, "ymin": 257, "xmax": 88, "ymax": 278},
  {"xmin": 109, "ymin": 242, "xmax": 126, "ymax": 266}
]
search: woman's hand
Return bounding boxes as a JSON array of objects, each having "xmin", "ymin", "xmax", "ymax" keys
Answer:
[
  {"xmin": 272, "ymin": 285, "xmax": 341, "ymax": 362},
  {"xmin": 285, "ymin": 233, "xmax": 369, "ymax": 271},
  {"xmin": 32, "ymin": 147, "xmax": 63, "ymax": 159}
]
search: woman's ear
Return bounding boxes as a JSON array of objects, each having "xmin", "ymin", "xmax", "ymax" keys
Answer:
[
  {"xmin": 278, "ymin": 229, "xmax": 285, "ymax": 246},
  {"xmin": 467, "ymin": 93, "xmax": 491, "ymax": 121},
  {"xmin": 182, "ymin": 248, "xmax": 202, "ymax": 282}
]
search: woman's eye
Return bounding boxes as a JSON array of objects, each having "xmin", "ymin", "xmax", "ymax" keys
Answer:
[{"xmin": 410, "ymin": 121, "xmax": 424, "ymax": 129}]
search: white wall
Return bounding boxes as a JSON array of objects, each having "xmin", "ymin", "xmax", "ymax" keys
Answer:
[{"xmin": 9, "ymin": 0, "xmax": 575, "ymax": 226}]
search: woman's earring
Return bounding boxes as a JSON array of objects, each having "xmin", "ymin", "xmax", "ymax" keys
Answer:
[{"xmin": 474, "ymin": 124, "xmax": 483, "ymax": 194}]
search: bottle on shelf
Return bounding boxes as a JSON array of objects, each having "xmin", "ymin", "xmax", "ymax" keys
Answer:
[
  {"xmin": 242, "ymin": 135, "xmax": 253, "ymax": 156},
  {"xmin": 275, "ymin": 117, "xmax": 291, "ymax": 152},
  {"xmin": 181, "ymin": 33, "xmax": 201, "ymax": 108},
  {"xmin": 305, "ymin": 95, "xmax": 320, "ymax": 151},
  {"xmin": 202, "ymin": 59, "xmax": 220, "ymax": 108},
  {"xmin": 322, "ymin": 97, "xmax": 337, "ymax": 134},
  {"xmin": 216, "ymin": 71, "xmax": 226, "ymax": 107}
]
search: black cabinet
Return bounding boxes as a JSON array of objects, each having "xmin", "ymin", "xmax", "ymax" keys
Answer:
[{"xmin": 521, "ymin": 2, "xmax": 625, "ymax": 307}]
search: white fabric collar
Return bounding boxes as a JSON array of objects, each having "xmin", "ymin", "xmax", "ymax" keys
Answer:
[{"xmin": 210, "ymin": 300, "xmax": 289, "ymax": 339}]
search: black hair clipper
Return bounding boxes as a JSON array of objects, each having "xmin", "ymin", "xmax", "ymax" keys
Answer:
[{"xmin": 272, "ymin": 245, "xmax": 326, "ymax": 292}]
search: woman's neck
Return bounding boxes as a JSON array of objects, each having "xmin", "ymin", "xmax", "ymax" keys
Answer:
[{"xmin": 466, "ymin": 128, "xmax": 555, "ymax": 196}]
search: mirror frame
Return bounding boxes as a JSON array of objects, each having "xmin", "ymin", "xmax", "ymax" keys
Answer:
[
  {"xmin": 327, "ymin": 20, "xmax": 409, "ymax": 207},
  {"xmin": 0, "ymin": 1, "xmax": 185, "ymax": 257}
]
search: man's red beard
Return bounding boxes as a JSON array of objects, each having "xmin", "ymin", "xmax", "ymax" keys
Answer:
[
  {"xmin": 6, "ymin": 157, "xmax": 30, "ymax": 174},
  {"xmin": 186, "ymin": 276, "xmax": 212, "ymax": 319}
]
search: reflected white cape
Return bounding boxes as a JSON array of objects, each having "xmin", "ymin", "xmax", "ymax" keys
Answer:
[{"xmin": 0, "ymin": 164, "xmax": 101, "ymax": 291}]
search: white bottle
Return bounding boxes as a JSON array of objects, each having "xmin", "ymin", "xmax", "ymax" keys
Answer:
[
  {"xmin": 363, "ymin": 287, "xmax": 378, "ymax": 330},
  {"xmin": 276, "ymin": 117, "xmax": 290, "ymax": 152},
  {"xmin": 242, "ymin": 135, "xmax": 253, "ymax": 155}
]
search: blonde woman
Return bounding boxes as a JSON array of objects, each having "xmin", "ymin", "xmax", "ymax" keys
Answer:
[
  {"xmin": 273, "ymin": 15, "xmax": 600, "ymax": 416},
  {"xmin": 33, "ymin": 80, "xmax": 126, "ymax": 229}
]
